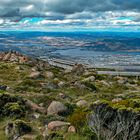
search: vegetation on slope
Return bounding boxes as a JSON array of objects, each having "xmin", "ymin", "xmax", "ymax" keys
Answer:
[{"xmin": 0, "ymin": 51, "xmax": 140, "ymax": 140}]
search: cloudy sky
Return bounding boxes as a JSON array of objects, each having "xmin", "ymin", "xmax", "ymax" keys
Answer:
[{"xmin": 0, "ymin": 0, "xmax": 140, "ymax": 31}]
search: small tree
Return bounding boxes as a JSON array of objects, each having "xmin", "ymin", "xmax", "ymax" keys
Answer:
[{"xmin": 88, "ymin": 103, "xmax": 140, "ymax": 140}]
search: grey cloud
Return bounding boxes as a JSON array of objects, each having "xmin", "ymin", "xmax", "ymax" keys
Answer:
[
  {"xmin": 45, "ymin": 0, "xmax": 140, "ymax": 14},
  {"xmin": 0, "ymin": 0, "xmax": 139, "ymax": 18},
  {"xmin": 0, "ymin": 0, "xmax": 140, "ymax": 30}
]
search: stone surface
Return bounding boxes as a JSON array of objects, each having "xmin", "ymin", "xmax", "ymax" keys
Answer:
[
  {"xmin": 29, "ymin": 71, "xmax": 41, "ymax": 79},
  {"xmin": 46, "ymin": 71, "xmax": 54, "ymax": 79},
  {"xmin": 47, "ymin": 101, "xmax": 67, "ymax": 115},
  {"xmin": 82, "ymin": 76, "xmax": 95, "ymax": 82},
  {"xmin": 76, "ymin": 100, "xmax": 88, "ymax": 107},
  {"xmin": 47, "ymin": 121, "xmax": 70, "ymax": 131},
  {"xmin": 68, "ymin": 126, "xmax": 76, "ymax": 133},
  {"xmin": 58, "ymin": 81, "xmax": 65, "ymax": 87},
  {"xmin": 112, "ymin": 98, "xmax": 122, "ymax": 103},
  {"xmin": 58, "ymin": 93, "xmax": 66, "ymax": 99}
]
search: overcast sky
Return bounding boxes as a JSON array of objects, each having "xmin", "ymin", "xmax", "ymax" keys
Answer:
[{"xmin": 0, "ymin": 0, "xmax": 140, "ymax": 31}]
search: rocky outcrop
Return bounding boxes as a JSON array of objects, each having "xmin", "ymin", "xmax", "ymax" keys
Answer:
[
  {"xmin": 0, "ymin": 51, "xmax": 29, "ymax": 63},
  {"xmin": 0, "ymin": 51, "xmax": 50, "ymax": 69},
  {"xmin": 47, "ymin": 101, "xmax": 67, "ymax": 115}
]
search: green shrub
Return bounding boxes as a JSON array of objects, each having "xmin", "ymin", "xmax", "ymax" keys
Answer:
[
  {"xmin": 63, "ymin": 103, "xmax": 76, "ymax": 116},
  {"xmin": 68, "ymin": 108, "xmax": 89, "ymax": 129},
  {"xmin": 65, "ymin": 133, "xmax": 88, "ymax": 140},
  {"xmin": 3, "ymin": 102, "xmax": 25, "ymax": 118},
  {"xmin": 0, "ymin": 93, "xmax": 26, "ymax": 118},
  {"xmin": 100, "ymin": 98, "xmax": 140, "ymax": 112}
]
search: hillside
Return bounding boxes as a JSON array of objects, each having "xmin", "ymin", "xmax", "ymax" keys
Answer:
[{"xmin": 0, "ymin": 51, "xmax": 140, "ymax": 140}]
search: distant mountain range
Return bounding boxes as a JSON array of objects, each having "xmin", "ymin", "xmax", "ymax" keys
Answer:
[
  {"xmin": 0, "ymin": 31, "xmax": 140, "ymax": 53},
  {"xmin": 0, "ymin": 31, "xmax": 140, "ymax": 68}
]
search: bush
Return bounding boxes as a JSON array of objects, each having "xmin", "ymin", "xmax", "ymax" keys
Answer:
[
  {"xmin": 68, "ymin": 108, "xmax": 89, "ymax": 129},
  {"xmin": 64, "ymin": 103, "xmax": 76, "ymax": 116},
  {"xmin": 0, "ymin": 93, "xmax": 26, "ymax": 118},
  {"xmin": 65, "ymin": 133, "xmax": 89, "ymax": 140},
  {"xmin": 88, "ymin": 100, "xmax": 140, "ymax": 140},
  {"xmin": 3, "ymin": 102, "xmax": 25, "ymax": 118}
]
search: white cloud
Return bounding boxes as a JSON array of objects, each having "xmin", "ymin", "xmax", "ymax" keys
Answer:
[
  {"xmin": 0, "ymin": 19, "xmax": 4, "ymax": 24},
  {"xmin": 0, "ymin": 0, "xmax": 139, "ymax": 30}
]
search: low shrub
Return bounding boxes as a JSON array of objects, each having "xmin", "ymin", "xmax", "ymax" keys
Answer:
[{"xmin": 68, "ymin": 108, "xmax": 89, "ymax": 129}]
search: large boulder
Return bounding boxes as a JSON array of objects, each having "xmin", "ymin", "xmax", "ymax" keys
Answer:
[
  {"xmin": 47, "ymin": 121, "xmax": 70, "ymax": 131},
  {"xmin": 68, "ymin": 126, "xmax": 76, "ymax": 133},
  {"xmin": 76, "ymin": 100, "xmax": 88, "ymax": 107},
  {"xmin": 31, "ymin": 66, "xmax": 39, "ymax": 72},
  {"xmin": 58, "ymin": 81, "xmax": 65, "ymax": 88},
  {"xmin": 47, "ymin": 101, "xmax": 67, "ymax": 115},
  {"xmin": 29, "ymin": 71, "xmax": 41, "ymax": 79},
  {"xmin": 45, "ymin": 71, "xmax": 54, "ymax": 79},
  {"xmin": 82, "ymin": 76, "xmax": 95, "ymax": 82}
]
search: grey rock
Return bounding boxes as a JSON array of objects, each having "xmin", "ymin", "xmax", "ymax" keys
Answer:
[
  {"xmin": 76, "ymin": 100, "xmax": 88, "ymax": 107},
  {"xmin": 48, "ymin": 121, "xmax": 70, "ymax": 131},
  {"xmin": 47, "ymin": 101, "xmax": 67, "ymax": 115}
]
